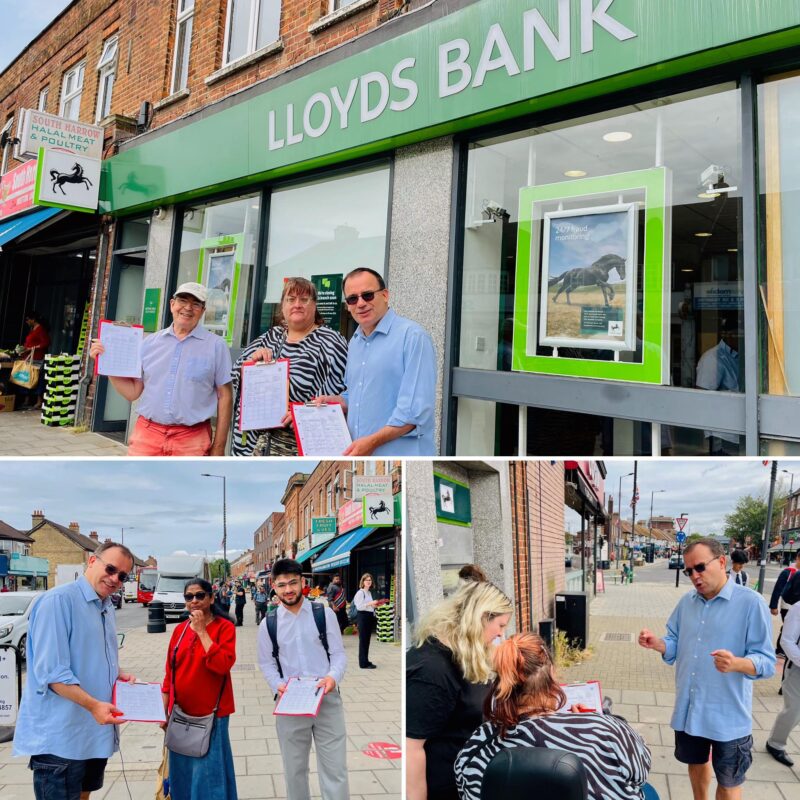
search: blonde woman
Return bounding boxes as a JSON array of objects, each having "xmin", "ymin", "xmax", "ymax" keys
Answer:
[
  {"xmin": 406, "ymin": 581, "xmax": 513, "ymax": 800},
  {"xmin": 354, "ymin": 573, "xmax": 381, "ymax": 669}
]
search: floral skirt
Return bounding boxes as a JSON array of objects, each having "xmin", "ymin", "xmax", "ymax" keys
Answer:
[{"xmin": 168, "ymin": 715, "xmax": 237, "ymax": 800}]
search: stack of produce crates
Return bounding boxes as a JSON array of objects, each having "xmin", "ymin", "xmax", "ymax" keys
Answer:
[
  {"xmin": 375, "ymin": 576, "xmax": 397, "ymax": 643},
  {"xmin": 41, "ymin": 354, "xmax": 80, "ymax": 426}
]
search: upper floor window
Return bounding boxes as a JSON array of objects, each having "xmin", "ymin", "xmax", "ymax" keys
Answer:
[
  {"xmin": 95, "ymin": 37, "xmax": 118, "ymax": 122},
  {"xmin": 60, "ymin": 61, "xmax": 85, "ymax": 121},
  {"xmin": 332, "ymin": 0, "xmax": 360, "ymax": 9},
  {"xmin": 38, "ymin": 87, "xmax": 49, "ymax": 112},
  {"xmin": 224, "ymin": 0, "xmax": 281, "ymax": 65},
  {"xmin": 171, "ymin": 0, "xmax": 195, "ymax": 94}
]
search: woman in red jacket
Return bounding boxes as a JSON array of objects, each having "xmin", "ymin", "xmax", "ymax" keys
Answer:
[
  {"xmin": 161, "ymin": 578, "xmax": 238, "ymax": 800},
  {"xmin": 19, "ymin": 311, "xmax": 50, "ymax": 408}
]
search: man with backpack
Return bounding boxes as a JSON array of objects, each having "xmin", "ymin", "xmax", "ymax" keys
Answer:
[
  {"xmin": 770, "ymin": 551, "xmax": 800, "ymax": 676},
  {"xmin": 257, "ymin": 558, "xmax": 349, "ymax": 800},
  {"xmin": 326, "ymin": 575, "xmax": 348, "ymax": 632}
]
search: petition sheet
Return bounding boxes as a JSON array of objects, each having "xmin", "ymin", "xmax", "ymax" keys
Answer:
[
  {"xmin": 560, "ymin": 680, "xmax": 603, "ymax": 712},
  {"xmin": 113, "ymin": 681, "xmax": 166, "ymax": 723},
  {"xmin": 273, "ymin": 678, "xmax": 325, "ymax": 717},
  {"xmin": 96, "ymin": 320, "xmax": 143, "ymax": 378},
  {"xmin": 291, "ymin": 403, "xmax": 352, "ymax": 456},
  {"xmin": 239, "ymin": 359, "xmax": 289, "ymax": 431}
]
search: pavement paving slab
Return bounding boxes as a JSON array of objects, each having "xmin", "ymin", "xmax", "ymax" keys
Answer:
[{"xmin": 0, "ymin": 612, "xmax": 400, "ymax": 799}]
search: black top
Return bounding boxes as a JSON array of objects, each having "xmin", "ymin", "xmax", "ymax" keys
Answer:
[
  {"xmin": 234, "ymin": 588, "xmax": 246, "ymax": 606},
  {"xmin": 406, "ymin": 638, "xmax": 490, "ymax": 798}
]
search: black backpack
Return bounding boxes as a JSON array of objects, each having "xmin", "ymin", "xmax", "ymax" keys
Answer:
[
  {"xmin": 781, "ymin": 569, "xmax": 800, "ymax": 606},
  {"xmin": 265, "ymin": 601, "xmax": 330, "ymax": 679}
]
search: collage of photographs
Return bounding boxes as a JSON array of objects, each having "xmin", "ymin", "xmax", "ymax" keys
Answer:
[{"xmin": 2, "ymin": 2, "xmax": 800, "ymax": 800}]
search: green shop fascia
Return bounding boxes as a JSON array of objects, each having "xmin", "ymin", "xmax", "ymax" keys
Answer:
[{"xmin": 100, "ymin": 0, "xmax": 800, "ymax": 456}]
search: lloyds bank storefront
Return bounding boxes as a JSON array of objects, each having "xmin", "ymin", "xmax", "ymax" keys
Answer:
[{"xmin": 97, "ymin": 0, "xmax": 800, "ymax": 457}]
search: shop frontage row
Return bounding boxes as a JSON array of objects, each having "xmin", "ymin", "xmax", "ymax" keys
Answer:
[{"xmin": 5, "ymin": 1, "xmax": 800, "ymax": 455}]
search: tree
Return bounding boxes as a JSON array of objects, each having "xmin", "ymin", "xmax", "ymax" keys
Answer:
[
  {"xmin": 724, "ymin": 494, "xmax": 783, "ymax": 552},
  {"xmin": 208, "ymin": 558, "xmax": 231, "ymax": 581}
]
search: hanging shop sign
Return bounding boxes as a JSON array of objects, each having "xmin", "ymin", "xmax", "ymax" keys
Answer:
[
  {"xmin": 33, "ymin": 147, "xmax": 101, "ymax": 214},
  {"xmin": 362, "ymin": 493, "xmax": 394, "ymax": 527},
  {"xmin": 0, "ymin": 158, "xmax": 38, "ymax": 219},
  {"xmin": 312, "ymin": 273, "xmax": 343, "ymax": 329},
  {"xmin": 338, "ymin": 499, "xmax": 364, "ymax": 534},
  {"xmin": 352, "ymin": 474, "xmax": 392, "ymax": 500},
  {"xmin": 103, "ymin": 0, "xmax": 800, "ymax": 213},
  {"xmin": 311, "ymin": 517, "xmax": 337, "ymax": 547},
  {"xmin": 513, "ymin": 167, "xmax": 669, "ymax": 384},
  {"xmin": 18, "ymin": 109, "xmax": 104, "ymax": 160},
  {"xmin": 434, "ymin": 472, "xmax": 472, "ymax": 527}
]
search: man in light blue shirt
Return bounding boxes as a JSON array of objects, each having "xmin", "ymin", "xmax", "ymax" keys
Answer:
[
  {"xmin": 90, "ymin": 282, "xmax": 233, "ymax": 456},
  {"xmin": 319, "ymin": 268, "xmax": 436, "ymax": 456},
  {"xmin": 639, "ymin": 538, "xmax": 775, "ymax": 800},
  {"xmin": 13, "ymin": 541, "xmax": 136, "ymax": 800}
]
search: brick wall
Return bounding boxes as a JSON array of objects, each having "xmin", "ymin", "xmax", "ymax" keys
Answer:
[
  {"xmin": 29, "ymin": 523, "xmax": 91, "ymax": 589},
  {"xmin": 510, "ymin": 461, "xmax": 566, "ymax": 633}
]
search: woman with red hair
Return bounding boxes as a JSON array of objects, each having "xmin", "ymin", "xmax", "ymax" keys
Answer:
[{"xmin": 454, "ymin": 633, "xmax": 653, "ymax": 800}]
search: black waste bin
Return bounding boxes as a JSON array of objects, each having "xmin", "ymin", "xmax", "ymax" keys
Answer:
[
  {"xmin": 555, "ymin": 591, "xmax": 589, "ymax": 650},
  {"xmin": 147, "ymin": 601, "xmax": 166, "ymax": 634}
]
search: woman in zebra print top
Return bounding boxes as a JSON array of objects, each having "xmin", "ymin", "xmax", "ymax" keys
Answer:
[
  {"xmin": 454, "ymin": 633, "xmax": 652, "ymax": 800},
  {"xmin": 230, "ymin": 277, "xmax": 348, "ymax": 456}
]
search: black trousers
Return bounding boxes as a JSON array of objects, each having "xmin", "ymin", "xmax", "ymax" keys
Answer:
[
  {"xmin": 235, "ymin": 603, "xmax": 244, "ymax": 625},
  {"xmin": 357, "ymin": 610, "xmax": 375, "ymax": 667}
]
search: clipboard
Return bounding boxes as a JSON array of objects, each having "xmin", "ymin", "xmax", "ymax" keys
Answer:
[
  {"xmin": 290, "ymin": 401, "xmax": 352, "ymax": 456},
  {"xmin": 559, "ymin": 679, "xmax": 603, "ymax": 712},
  {"xmin": 112, "ymin": 680, "xmax": 167, "ymax": 723},
  {"xmin": 95, "ymin": 319, "xmax": 144, "ymax": 378},
  {"xmin": 239, "ymin": 358, "xmax": 290, "ymax": 431},
  {"xmin": 273, "ymin": 677, "xmax": 325, "ymax": 717}
]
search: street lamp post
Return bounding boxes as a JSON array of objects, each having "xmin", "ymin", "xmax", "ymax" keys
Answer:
[
  {"xmin": 201, "ymin": 473, "xmax": 228, "ymax": 581},
  {"xmin": 630, "ymin": 461, "xmax": 639, "ymax": 575},
  {"xmin": 648, "ymin": 489, "xmax": 665, "ymax": 560},
  {"xmin": 781, "ymin": 469, "xmax": 797, "ymax": 567},
  {"xmin": 120, "ymin": 527, "xmax": 134, "ymax": 546},
  {"xmin": 617, "ymin": 471, "xmax": 634, "ymax": 569}
]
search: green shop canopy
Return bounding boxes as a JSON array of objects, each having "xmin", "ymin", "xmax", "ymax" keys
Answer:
[
  {"xmin": 295, "ymin": 540, "xmax": 331, "ymax": 565},
  {"xmin": 312, "ymin": 527, "xmax": 376, "ymax": 572}
]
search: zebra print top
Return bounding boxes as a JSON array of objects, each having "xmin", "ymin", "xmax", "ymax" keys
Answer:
[
  {"xmin": 230, "ymin": 325, "xmax": 348, "ymax": 456},
  {"xmin": 454, "ymin": 712, "xmax": 652, "ymax": 800}
]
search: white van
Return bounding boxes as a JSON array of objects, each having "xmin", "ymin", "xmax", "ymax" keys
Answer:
[
  {"xmin": 123, "ymin": 580, "xmax": 138, "ymax": 602},
  {"xmin": 153, "ymin": 555, "xmax": 209, "ymax": 620}
]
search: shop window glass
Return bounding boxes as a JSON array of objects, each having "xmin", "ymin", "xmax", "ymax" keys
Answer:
[
  {"xmin": 118, "ymin": 216, "xmax": 150, "ymax": 250},
  {"xmin": 759, "ymin": 72, "xmax": 800, "ymax": 398},
  {"xmin": 176, "ymin": 193, "xmax": 260, "ymax": 348},
  {"xmin": 259, "ymin": 164, "xmax": 390, "ymax": 337},
  {"xmin": 459, "ymin": 84, "xmax": 743, "ymax": 386}
]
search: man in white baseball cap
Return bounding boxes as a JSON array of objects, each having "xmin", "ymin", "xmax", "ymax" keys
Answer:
[{"xmin": 90, "ymin": 281, "xmax": 232, "ymax": 456}]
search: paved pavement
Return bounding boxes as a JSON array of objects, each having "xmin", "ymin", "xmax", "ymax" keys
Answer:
[
  {"xmin": 0, "ymin": 612, "xmax": 401, "ymax": 799},
  {"xmin": 0, "ymin": 407, "xmax": 126, "ymax": 456},
  {"xmin": 560, "ymin": 561, "xmax": 800, "ymax": 799}
]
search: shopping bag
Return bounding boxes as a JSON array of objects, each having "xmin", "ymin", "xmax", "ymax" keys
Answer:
[
  {"xmin": 155, "ymin": 746, "xmax": 171, "ymax": 800},
  {"xmin": 10, "ymin": 353, "xmax": 38, "ymax": 389}
]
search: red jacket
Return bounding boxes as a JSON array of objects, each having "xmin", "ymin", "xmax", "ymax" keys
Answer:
[
  {"xmin": 162, "ymin": 617, "xmax": 236, "ymax": 717},
  {"xmin": 24, "ymin": 325, "xmax": 50, "ymax": 360}
]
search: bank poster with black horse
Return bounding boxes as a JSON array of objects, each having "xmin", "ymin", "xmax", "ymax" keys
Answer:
[{"xmin": 539, "ymin": 203, "xmax": 637, "ymax": 351}]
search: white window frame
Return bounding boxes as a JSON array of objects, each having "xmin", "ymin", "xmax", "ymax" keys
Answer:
[
  {"xmin": 0, "ymin": 118, "xmax": 13, "ymax": 175},
  {"xmin": 170, "ymin": 0, "xmax": 195, "ymax": 94},
  {"xmin": 38, "ymin": 87, "xmax": 49, "ymax": 112},
  {"xmin": 95, "ymin": 36, "xmax": 118, "ymax": 122},
  {"xmin": 223, "ymin": 0, "xmax": 281, "ymax": 66},
  {"xmin": 60, "ymin": 61, "xmax": 86, "ymax": 121},
  {"xmin": 331, "ymin": 0, "xmax": 359, "ymax": 10}
]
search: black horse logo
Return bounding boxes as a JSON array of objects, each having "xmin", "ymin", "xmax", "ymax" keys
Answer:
[
  {"xmin": 50, "ymin": 163, "xmax": 93, "ymax": 195},
  {"xmin": 441, "ymin": 488, "xmax": 453, "ymax": 506},
  {"xmin": 548, "ymin": 253, "xmax": 626, "ymax": 306},
  {"xmin": 368, "ymin": 500, "xmax": 390, "ymax": 520}
]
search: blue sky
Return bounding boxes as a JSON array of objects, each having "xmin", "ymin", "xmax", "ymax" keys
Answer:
[
  {"xmin": 0, "ymin": 1, "xmax": 72, "ymax": 74},
  {"xmin": 0, "ymin": 459, "xmax": 320, "ymax": 563}
]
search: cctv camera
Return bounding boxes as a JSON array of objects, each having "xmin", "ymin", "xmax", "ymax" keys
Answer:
[{"xmin": 700, "ymin": 165, "xmax": 724, "ymax": 187}]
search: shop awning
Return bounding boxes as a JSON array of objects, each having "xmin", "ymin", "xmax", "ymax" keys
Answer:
[
  {"xmin": 0, "ymin": 208, "xmax": 61, "ymax": 248},
  {"xmin": 312, "ymin": 527, "xmax": 376, "ymax": 572},
  {"xmin": 296, "ymin": 540, "xmax": 332, "ymax": 565}
]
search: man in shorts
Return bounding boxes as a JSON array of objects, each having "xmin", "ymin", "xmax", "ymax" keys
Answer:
[{"xmin": 638, "ymin": 538, "xmax": 775, "ymax": 799}]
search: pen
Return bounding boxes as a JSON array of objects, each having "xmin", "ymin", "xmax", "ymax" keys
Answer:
[{"xmin": 315, "ymin": 686, "xmax": 321, "ymax": 696}]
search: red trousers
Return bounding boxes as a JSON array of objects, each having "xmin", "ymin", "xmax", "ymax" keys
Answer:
[{"xmin": 128, "ymin": 416, "xmax": 212, "ymax": 456}]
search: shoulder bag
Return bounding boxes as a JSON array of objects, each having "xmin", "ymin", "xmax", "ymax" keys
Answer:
[{"xmin": 164, "ymin": 621, "xmax": 227, "ymax": 758}]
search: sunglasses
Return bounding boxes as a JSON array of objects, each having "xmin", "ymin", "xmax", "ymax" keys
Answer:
[
  {"xmin": 95, "ymin": 555, "xmax": 129, "ymax": 584},
  {"xmin": 344, "ymin": 289, "xmax": 383, "ymax": 306},
  {"xmin": 682, "ymin": 557, "xmax": 718, "ymax": 577},
  {"xmin": 184, "ymin": 591, "xmax": 208, "ymax": 601}
]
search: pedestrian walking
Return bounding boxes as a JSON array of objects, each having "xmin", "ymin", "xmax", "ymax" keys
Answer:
[
  {"xmin": 354, "ymin": 574, "xmax": 381, "ymax": 669},
  {"xmin": 638, "ymin": 538, "xmax": 775, "ymax": 800},
  {"xmin": 161, "ymin": 579, "xmax": 237, "ymax": 800},
  {"xmin": 12, "ymin": 542, "xmax": 136, "ymax": 800},
  {"xmin": 728, "ymin": 549, "xmax": 749, "ymax": 586},
  {"xmin": 234, "ymin": 582, "xmax": 246, "ymax": 627},
  {"xmin": 257, "ymin": 558, "xmax": 348, "ymax": 800},
  {"xmin": 254, "ymin": 582, "xmax": 268, "ymax": 625},
  {"xmin": 326, "ymin": 575, "xmax": 348, "ymax": 632},
  {"xmin": 766, "ymin": 599, "xmax": 800, "ymax": 767}
]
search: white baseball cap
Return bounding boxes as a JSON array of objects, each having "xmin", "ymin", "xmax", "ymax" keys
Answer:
[{"xmin": 173, "ymin": 282, "xmax": 208, "ymax": 303}]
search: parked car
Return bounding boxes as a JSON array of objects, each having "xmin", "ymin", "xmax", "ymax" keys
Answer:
[
  {"xmin": 110, "ymin": 589, "xmax": 123, "ymax": 609},
  {"xmin": 669, "ymin": 555, "xmax": 685, "ymax": 569},
  {"xmin": 0, "ymin": 591, "xmax": 45, "ymax": 661}
]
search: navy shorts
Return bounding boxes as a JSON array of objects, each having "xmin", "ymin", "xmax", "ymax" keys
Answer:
[
  {"xmin": 674, "ymin": 731, "xmax": 753, "ymax": 788},
  {"xmin": 29, "ymin": 753, "xmax": 107, "ymax": 800}
]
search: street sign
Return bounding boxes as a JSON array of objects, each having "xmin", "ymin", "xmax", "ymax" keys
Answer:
[
  {"xmin": 676, "ymin": 516, "xmax": 688, "ymax": 531},
  {"xmin": 676, "ymin": 532, "xmax": 686, "ymax": 543}
]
